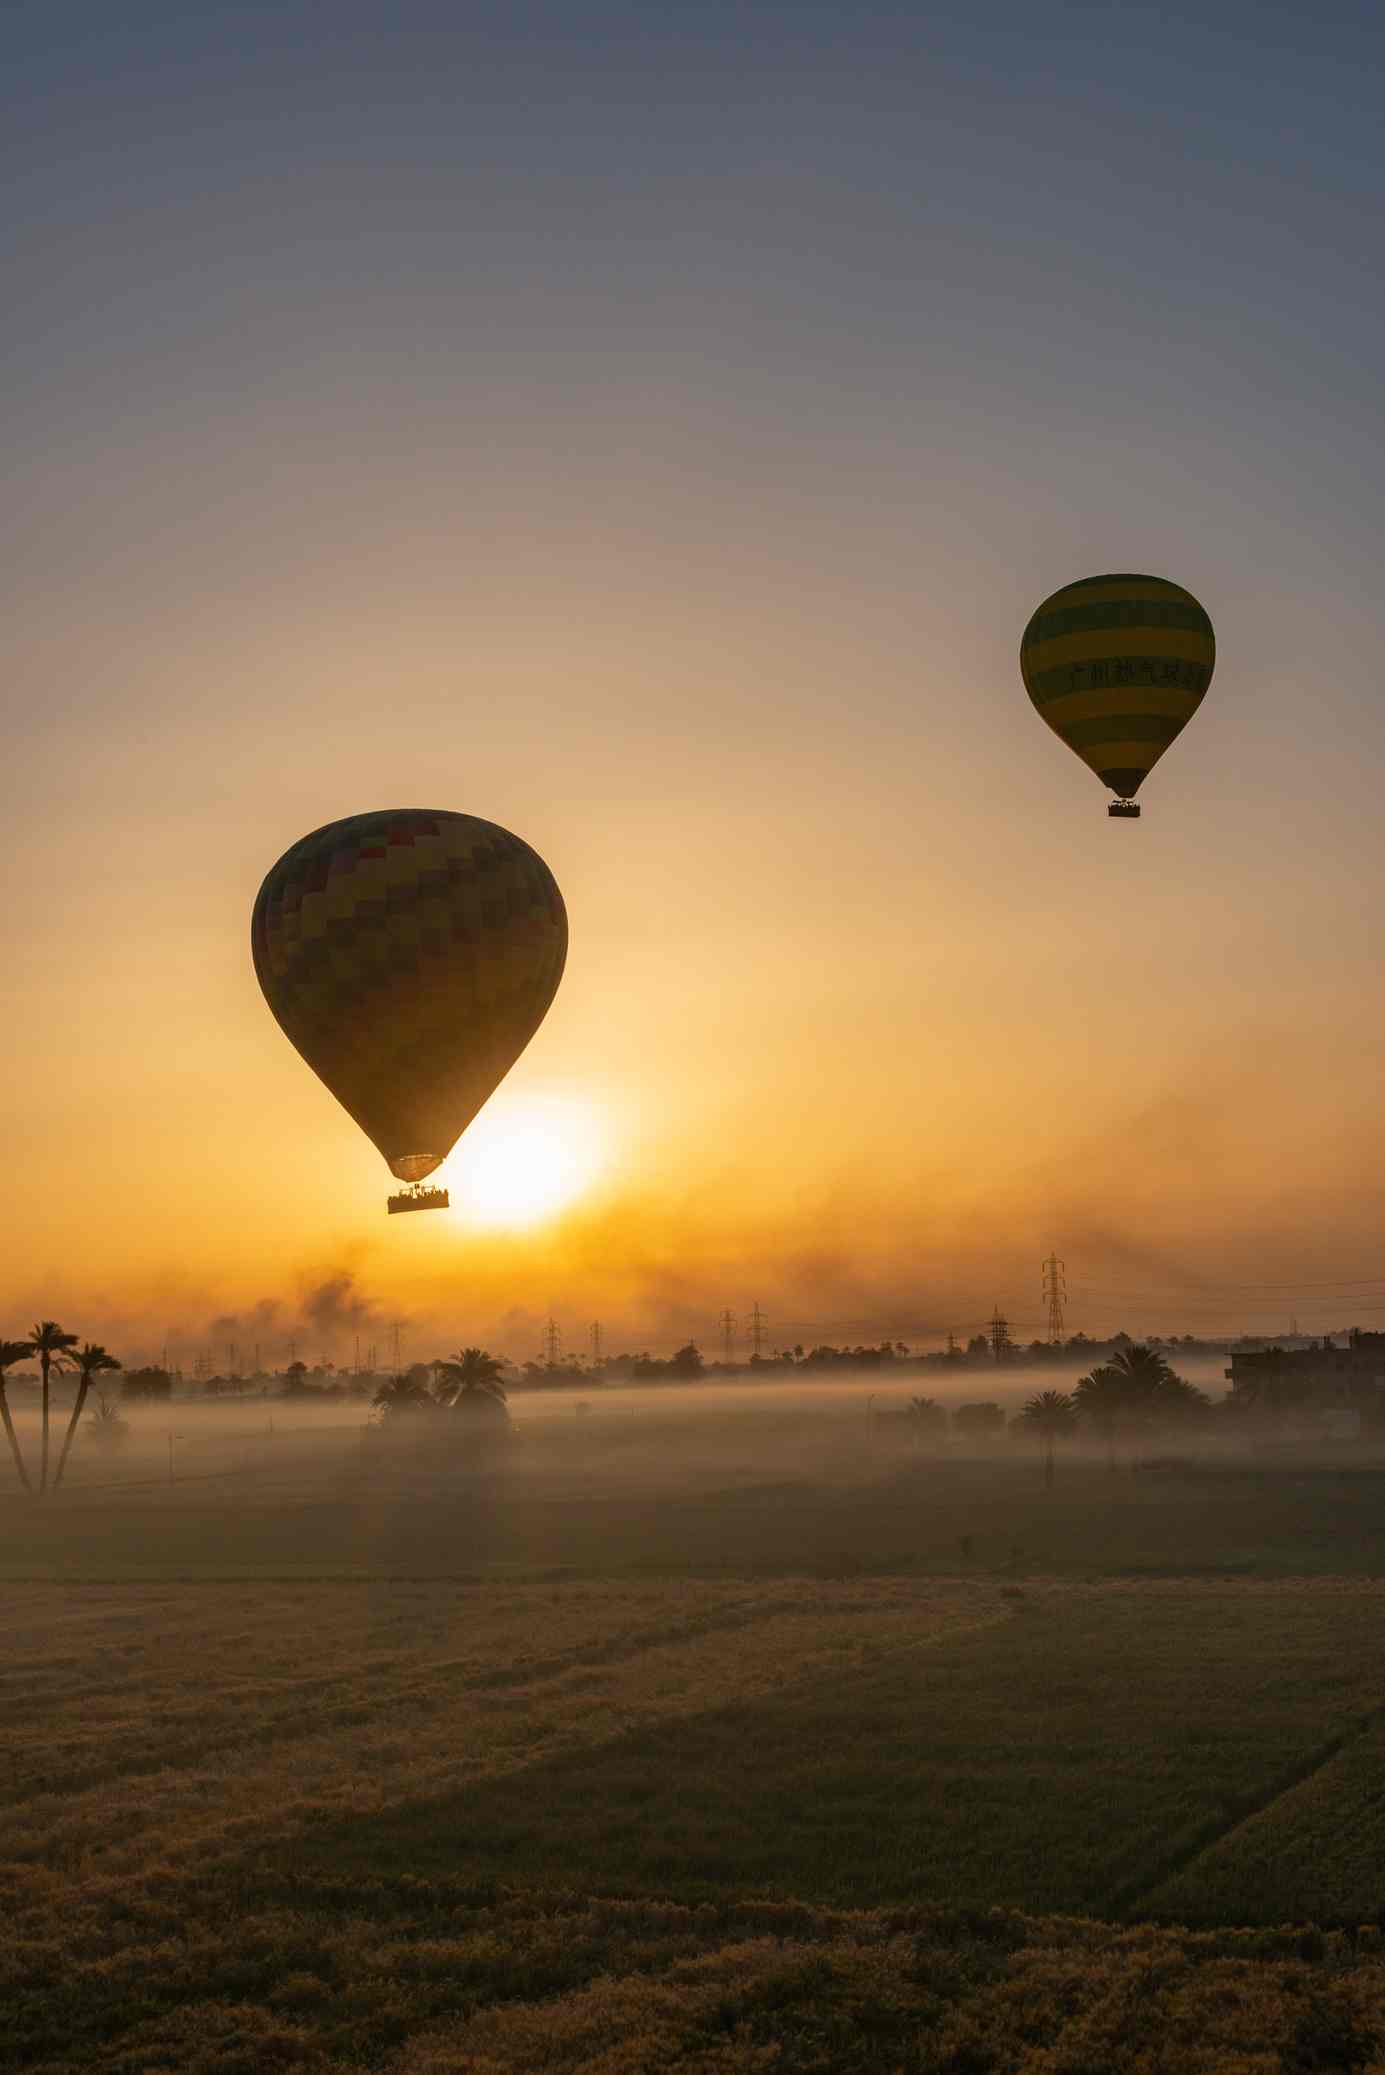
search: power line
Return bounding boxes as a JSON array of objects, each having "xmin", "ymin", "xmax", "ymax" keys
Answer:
[
  {"xmin": 1068, "ymin": 1276, "xmax": 1385, "ymax": 1297},
  {"xmin": 747, "ymin": 1303, "xmax": 767, "ymax": 1360},
  {"xmin": 718, "ymin": 1309, "xmax": 737, "ymax": 1363}
]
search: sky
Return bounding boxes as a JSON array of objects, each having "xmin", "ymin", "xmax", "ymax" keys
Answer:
[{"xmin": 6, "ymin": 0, "xmax": 1385, "ymax": 1363}]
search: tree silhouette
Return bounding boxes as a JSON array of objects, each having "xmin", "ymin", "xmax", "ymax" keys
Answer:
[
  {"xmin": 372, "ymin": 1373, "xmax": 435, "ymax": 1419},
  {"xmin": 1107, "ymin": 1343, "xmax": 1177, "ymax": 1394},
  {"xmin": 431, "ymin": 1348, "xmax": 508, "ymax": 1410},
  {"xmin": 30, "ymin": 1322, "xmax": 79, "ymax": 1494},
  {"xmin": 87, "ymin": 1389, "xmax": 129, "ymax": 1448},
  {"xmin": 952, "ymin": 1401, "xmax": 1005, "ymax": 1440},
  {"xmin": 1018, "ymin": 1388, "xmax": 1077, "ymax": 1489},
  {"xmin": 1071, "ymin": 1364, "xmax": 1126, "ymax": 1470},
  {"xmin": 121, "ymin": 1366, "xmax": 172, "ymax": 1402},
  {"xmin": 0, "ymin": 1340, "xmax": 34, "ymax": 1493},
  {"xmin": 1078, "ymin": 1347, "xmax": 1209, "ymax": 1462},
  {"xmin": 53, "ymin": 1344, "xmax": 122, "ymax": 1491}
]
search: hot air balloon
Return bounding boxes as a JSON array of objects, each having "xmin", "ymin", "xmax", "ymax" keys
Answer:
[
  {"xmin": 1020, "ymin": 574, "xmax": 1214, "ymax": 817},
  {"xmin": 251, "ymin": 810, "xmax": 567, "ymax": 1213}
]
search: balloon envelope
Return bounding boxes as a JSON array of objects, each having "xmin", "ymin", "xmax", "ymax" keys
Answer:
[
  {"xmin": 1021, "ymin": 573, "xmax": 1215, "ymax": 800},
  {"xmin": 251, "ymin": 810, "xmax": 567, "ymax": 1182}
]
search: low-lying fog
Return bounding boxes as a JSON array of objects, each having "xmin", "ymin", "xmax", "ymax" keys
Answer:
[{"xmin": 0, "ymin": 1352, "xmax": 1325, "ymax": 1513}]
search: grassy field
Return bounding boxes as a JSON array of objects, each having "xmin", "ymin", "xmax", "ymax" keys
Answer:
[{"xmin": 7, "ymin": 1407, "xmax": 1385, "ymax": 2069}]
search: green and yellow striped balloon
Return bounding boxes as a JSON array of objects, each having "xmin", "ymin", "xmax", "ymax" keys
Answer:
[{"xmin": 1021, "ymin": 573, "xmax": 1215, "ymax": 807}]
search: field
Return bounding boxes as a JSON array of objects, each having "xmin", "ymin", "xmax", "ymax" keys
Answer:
[{"xmin": 7, "ymin": 1389, "xmax": 1385, "ymax": 2070}]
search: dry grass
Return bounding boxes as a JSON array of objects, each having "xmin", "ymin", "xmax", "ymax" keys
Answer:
[
  {"xmin": 2, "ymin": 1573, "xmax": 1002, "ymax": 2070},
  {"xmin": 7, "ymin": 1456, "xmax": 1385, "ymax": 2069},
  {"xmin": 391, "ymin": 1905, "xmax": 1385, "ymax": 2075}
]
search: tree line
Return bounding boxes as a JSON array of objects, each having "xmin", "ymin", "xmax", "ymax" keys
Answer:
[{"xmin": 998, "ymin": 1346, "xmax": 1208, "ymax": 1487}]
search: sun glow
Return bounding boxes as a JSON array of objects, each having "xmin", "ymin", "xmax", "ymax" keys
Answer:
[{"xmin": 449, "ymin": 1095, "xmax": 605, "ymax": 1228}]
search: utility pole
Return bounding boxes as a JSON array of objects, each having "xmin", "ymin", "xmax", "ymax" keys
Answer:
[
  {"xmin": 989, "ymin": 1307, "xmax": 1012, "ymax": 1363},
  {"xmin": 719, "ymin": 1309, "xmax": 737, "ymax": 1363},
  {"xmin": 543, "ymin": 1316, "xmax": 562, "ymax": 1368},
  {"xmin": 747, "ymin": 1303, "xmax": 767, "ymax": 1360},
  {"xmin": 589, "ymin": 1321, "xmax": 603, "ymax": 1365},
  {"xmin": 1041, "ymin": 1254, "xmax": 1066, "ymax": 1344},
  {"xmin": 389, "ymin": 1321, "xmax": 403, "ymax": 1373}
]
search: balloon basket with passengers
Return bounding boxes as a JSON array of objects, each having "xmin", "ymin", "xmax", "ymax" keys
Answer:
[{"xmin": 387, "ymin": 1183, "xmax": 450, "ymax": 1215}]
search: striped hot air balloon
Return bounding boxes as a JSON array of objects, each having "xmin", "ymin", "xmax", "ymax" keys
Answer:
[
  {"xmin": 252, "ymin": 810, "xmax": 567, "ymax": 1210},
  {"xmin": 1020, "ymin": 574, "xmax": 1215, "ymax": 817}
]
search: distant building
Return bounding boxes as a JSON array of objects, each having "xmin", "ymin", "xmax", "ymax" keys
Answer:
[{"xmin": 1225, "ymin": 1331, "xmax": 1385, "ymax": 1432}]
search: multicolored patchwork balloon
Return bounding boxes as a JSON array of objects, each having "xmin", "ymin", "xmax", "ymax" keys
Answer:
[
  {"xmin": 1021, "ymin": 574, "xmax": 1215, "ymax": 815},
  {"xmin": 252, "ymin": 810, "xmax": 567, "ymax": 1187}
]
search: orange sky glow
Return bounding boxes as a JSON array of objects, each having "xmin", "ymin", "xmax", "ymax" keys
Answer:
[{"xmin": 9, "ymin": 9, "xmax": 1385, "ymax": 1365}]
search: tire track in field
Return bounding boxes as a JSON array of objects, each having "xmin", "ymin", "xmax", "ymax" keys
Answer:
[{"xmin": 1109, "ymin": 1692, "xmax": 1385, "ymax": 1919}]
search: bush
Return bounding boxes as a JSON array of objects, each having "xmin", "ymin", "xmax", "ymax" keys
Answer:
[
  {"xmin": 87, "ymin": 1392, "xmax": 130, "ymax": 1448},
  {"xmin": 122, "ymin": 1366, "xmax": 172, "ymax": 1402}
]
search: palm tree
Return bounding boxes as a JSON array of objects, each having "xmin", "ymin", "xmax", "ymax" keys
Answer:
[
  {"xmin": 1107, "ymin": 1343, "xmax": 1177, "ymax": 1397},
  {"xmin": 1099, "ymin": 1345, "xmax": 1208, "ymax": 1458},
  {"xmin": 371, "ymin": 1373, "xmax": 435, "ymax": 1419},
  {"xmin": 1152, "ymin": 1372, "xmax": 1211, "ymax": 1422},
  {"xmin": 432, "ymin": 1348, "xmax": 508, "ymax": 1412},
  {"xmin": 0, "ymin": 1340, "xmax": 35, "ymax": 1493},
  {"xmin": 1072, "ymin": 1364, "xmax": 1126, "ymax": 1470},
  {"xmin": 30, "ymin": 1322, "xmax": 79, "ymax": 1494},
  {"xmin": 87, "ymin": 1389, "xmax": 129, "ymax": 1449},
  {"xmin": 52, "ymin": 1344, "xmax": 122, "ymax": 1491},
  {"xmin": 1018, "ymin": 1388, "xmax": 1077, "ymax": 1489}
]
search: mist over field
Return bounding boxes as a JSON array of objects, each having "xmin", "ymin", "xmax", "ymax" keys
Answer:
[
  {"xmin": 11, "ymin": 1336, "xmax": 1385, "ymax": 2070},
  {"xmin": 0, "ymin": 1351, "xmax": 1363, "ymax": 1583}
]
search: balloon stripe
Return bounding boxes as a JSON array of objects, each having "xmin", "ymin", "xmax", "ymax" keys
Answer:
[
  {"xmin": 1052, "ymin": 712, "xmax": 1184, "ymax": 748},
  {"xmin": 1038, "ymin": 685, "xmax": 1202, "ymax": 727},
  {"xmin": 1024, "ymin": 658, "xmax": 1211, "ymax": 706},
  {"xmin": 1024, "ymin": 599, "xmax": 1213, "ymax": 646},
  {"xmin": 1025, "ymin": 625, "xmax": 1213, "ymax": 671},
  {"xmin": 1071, "ymin": 739, "xmax": 1166, "ymax": 773}
]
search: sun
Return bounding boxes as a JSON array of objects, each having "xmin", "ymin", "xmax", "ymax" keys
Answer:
[{"xmin": 448, "ymin": 1094, "xmax": 604, "ymax": 1228}]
